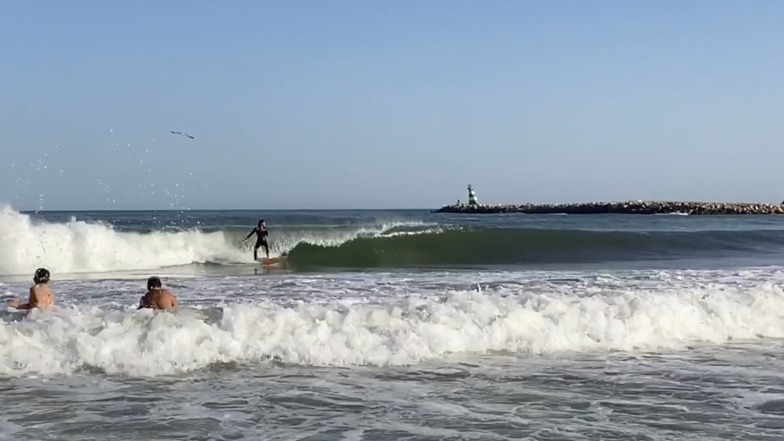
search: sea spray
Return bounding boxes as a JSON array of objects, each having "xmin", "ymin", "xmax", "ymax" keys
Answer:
[{"xmin": 0, "ymin": 205, "xmax": 246, "ymax": 274}]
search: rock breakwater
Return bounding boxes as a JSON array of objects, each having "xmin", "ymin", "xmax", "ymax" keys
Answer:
[{"xmin": 434, "ymin": 201, "xmax": 784, "ymax": 215}]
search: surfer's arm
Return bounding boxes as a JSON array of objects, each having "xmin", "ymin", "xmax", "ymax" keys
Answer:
[
  {"xmin": 11, "ymin": 289, "xmax": 37, "ymax": 310},
  {"xmin": 244, "ymin": 229, "xmax": 256, "ymax": 240}
]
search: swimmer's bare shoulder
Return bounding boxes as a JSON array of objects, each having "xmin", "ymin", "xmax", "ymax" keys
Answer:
[
  {"xmin": 29, "ymin": 284, "xmax": 54, "ymax": 308},
  {"xmin": 158, "ymin": 289, "xmax": 177, "ymax": 310}
]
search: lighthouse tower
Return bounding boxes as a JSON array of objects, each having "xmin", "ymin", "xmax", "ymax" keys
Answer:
[{"xmin": 467, "ymin": 184, "xmax": 478, "ymax": 206}]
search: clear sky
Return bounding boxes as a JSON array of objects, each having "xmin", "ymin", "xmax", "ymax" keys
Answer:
[{"xmin": 1, "ymin": 0, "xmax": 783, "ymax": 210}]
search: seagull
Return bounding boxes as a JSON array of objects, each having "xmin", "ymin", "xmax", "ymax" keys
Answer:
[{"xmin": 170, "ymin": 131, "xmax": 195, "ymax": 139}]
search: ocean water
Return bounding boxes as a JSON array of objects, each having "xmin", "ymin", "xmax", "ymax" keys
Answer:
[{"xmin": 2, "ymin": 205, "xmax": 784, "ymax": 440}]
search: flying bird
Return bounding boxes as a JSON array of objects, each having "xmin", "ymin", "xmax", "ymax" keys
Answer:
[{"xmin": 170, "ymin": 131, "xmax": 195, "ymax": 139}]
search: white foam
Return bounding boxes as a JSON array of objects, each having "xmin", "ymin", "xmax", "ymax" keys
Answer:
[
  {"xmin": 2, "ymin": 282, "xmax": 784, "ymax": 377},
  {"xmin": 0, "ymin": 205, "xmax": 247, "ymax": 275}
]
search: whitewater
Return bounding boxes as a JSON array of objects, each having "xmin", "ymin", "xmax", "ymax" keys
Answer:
[
  {"xmin": 3, "ymin": 268, "xmax": 784, "ymax": 378},
  {"xmin": 3, "ymin": 207, "xmax": 784, "ymax": 440}
]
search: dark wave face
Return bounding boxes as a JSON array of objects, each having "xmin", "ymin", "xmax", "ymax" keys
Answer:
[{"xmin": 286, "ymin": 228, "xmax": 784, "ymax": 268}]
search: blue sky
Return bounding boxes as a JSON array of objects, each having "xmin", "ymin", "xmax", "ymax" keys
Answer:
[{"xmin": 1, "ymin": 0, "xmax": 783, "ymax": 210}]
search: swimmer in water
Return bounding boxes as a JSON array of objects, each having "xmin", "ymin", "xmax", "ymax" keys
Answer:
[
  {"xmin": 138, "ymin": 276, "xmax": 178, "ymax": 310},
  {"xmin": 8, "ymin": 268, "xmax": 55, "ymax": 310}
]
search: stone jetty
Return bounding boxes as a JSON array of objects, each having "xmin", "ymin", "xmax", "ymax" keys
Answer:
[{"xmin": 434, "ymin": 201, "xmax": 784, "ymax": 215}]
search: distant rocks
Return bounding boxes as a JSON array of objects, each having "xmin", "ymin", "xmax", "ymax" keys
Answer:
[{"xmin": 433, "ymin": 201, "xmax": 784, "ymax": 215}]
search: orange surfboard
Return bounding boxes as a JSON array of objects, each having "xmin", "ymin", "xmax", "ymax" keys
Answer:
[{"xmin": 259, "ymin": 255, "xmax": 287, "ymax": 266}]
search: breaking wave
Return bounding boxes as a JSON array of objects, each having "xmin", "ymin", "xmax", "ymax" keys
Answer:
[
  {"xmin": 0, "ymin": 205, "xmax": 434, "ymax": 275},
  {"xmin": 4, "ymin": 204, "xmax": 784, "ymax": 275}
]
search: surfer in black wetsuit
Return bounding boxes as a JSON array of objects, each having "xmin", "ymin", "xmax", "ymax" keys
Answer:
[{"xmin": 245, "ymin": 219, "xmax": 269, "ymax": 260}]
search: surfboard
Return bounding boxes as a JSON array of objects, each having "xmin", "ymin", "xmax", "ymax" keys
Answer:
[{"xmin": 259, "ymin": 255, "xmax": 286, "ymax": 266}]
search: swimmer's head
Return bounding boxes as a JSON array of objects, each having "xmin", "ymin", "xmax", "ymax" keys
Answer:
[
  {"xmin": 147, "ymin": 276, "xmax": 162, "ymax": 290},
  {"xmin": 33, "ymin": 268, "xmax": 50, "ymax": 284},
  {"xmin": 258, "ymin": 219, "xmax": 265, "ymax": 227}
]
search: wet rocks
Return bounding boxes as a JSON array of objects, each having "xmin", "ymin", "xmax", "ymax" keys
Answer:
[{"xmin": 433, "ymin": 201, "xmax": 784, "ymax": 215}]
